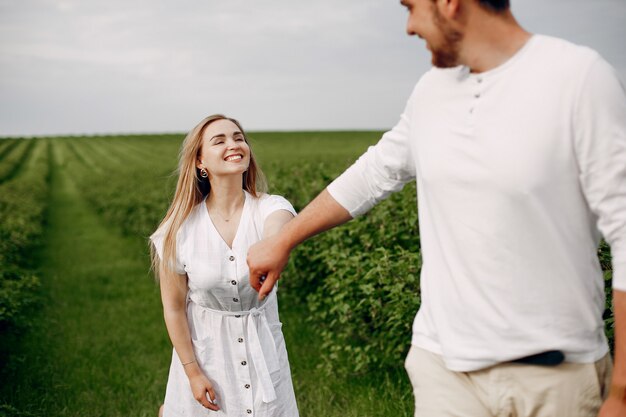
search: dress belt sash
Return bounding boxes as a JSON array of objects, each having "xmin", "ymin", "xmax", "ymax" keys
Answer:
[{"xmin": 192, "ymin": 292, "xmax": 280, "ymax": 404}]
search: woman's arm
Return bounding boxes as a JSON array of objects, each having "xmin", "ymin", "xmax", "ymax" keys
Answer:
[
  {"xmin": 262, "ymin": 209, "xmax": 295, "ymax": 239},
  {"xmin": 159, "ymin": 266, "xmax": 220, "ymax": 411}
]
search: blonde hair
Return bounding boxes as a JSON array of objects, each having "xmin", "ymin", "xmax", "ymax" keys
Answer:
[{"xmin": 151, "ymin": 114, "xmax": 266, "ymax": 279}]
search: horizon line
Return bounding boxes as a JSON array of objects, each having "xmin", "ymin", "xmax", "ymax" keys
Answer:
[{"xmin": 0, "ymin": 128, "xmax": 389, "ymax": 140}]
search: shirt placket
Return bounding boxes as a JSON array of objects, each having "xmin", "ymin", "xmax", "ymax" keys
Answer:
[
  {"xmin": 227, "ymin": 251, "xmax": 255, "ymax": 415},
  {"xmin": 469, "ymin": 75, "xmax": 484, "ymax": 124}
]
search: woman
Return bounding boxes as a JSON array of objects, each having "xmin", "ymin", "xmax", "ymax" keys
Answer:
[{"xmin": 150, "ymin": 115, "xmax": 299, "ymax": 417}]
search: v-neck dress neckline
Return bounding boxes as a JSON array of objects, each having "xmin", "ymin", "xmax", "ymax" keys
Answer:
[{"xmin": 203, "ymin": 190, "xmax": 250, "ymax": 250}]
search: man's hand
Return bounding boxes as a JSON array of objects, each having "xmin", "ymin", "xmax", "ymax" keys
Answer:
[
  {"xmin": 247, "ymin": 189, "xmax": 352, "ymax": 300},
  {"xmin": 599, "ymin": 290, "xmax": 626, "ymax": 416},
  {"xmin": 598, "ymin": 390, "xmax": 626, "ymax": 416},
  {"xmin": 247, "ymin": 234, "xmax": 292, "ymax": 300}
]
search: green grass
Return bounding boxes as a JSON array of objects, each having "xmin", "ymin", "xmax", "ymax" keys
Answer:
[
  {"xmin": 1, "ymin": 142, "xmax": 170, "ymax": 416},
  {"xmin": 0, "ymin": 133, "xmax": 415, "ymax": 416}
]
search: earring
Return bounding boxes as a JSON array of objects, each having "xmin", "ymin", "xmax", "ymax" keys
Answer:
[{"xmin": 200, "ymin": 168, "xmax": 208, "ymax": 178}]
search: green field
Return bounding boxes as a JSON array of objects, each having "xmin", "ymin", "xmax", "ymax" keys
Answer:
[
  {"xmin": 0, "ymin": 132, "xmax": 420, "ymax": 417},
  {"xmin": 0, "ymin": 132, "xmax": 422, "ymax": 417}
]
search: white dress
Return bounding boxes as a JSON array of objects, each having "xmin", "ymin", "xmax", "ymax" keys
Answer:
[{"xmin": 151, "ymin": 192, "xmax": 299, "ymax": 417}]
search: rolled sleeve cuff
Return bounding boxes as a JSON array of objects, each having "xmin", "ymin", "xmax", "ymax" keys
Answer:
[
  {"xmin": 612, "ymin": 261, "xmax": 626, "ymax": 292},
  {"xmin": 327, "ymin": 176, "xmax": 376, "ymax": 218}
]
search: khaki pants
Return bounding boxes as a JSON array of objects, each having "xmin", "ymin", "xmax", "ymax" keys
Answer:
[{"xmin": 404, "ymin": 345, "xmax": 612, "ymax": 417}]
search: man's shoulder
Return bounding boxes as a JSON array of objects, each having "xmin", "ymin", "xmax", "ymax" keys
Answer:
[{"xmin": 531, "ymin": 34, "xmax": 600, "ymax": 66}]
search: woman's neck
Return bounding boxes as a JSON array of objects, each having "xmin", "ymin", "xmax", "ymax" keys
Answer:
[{"xmin": 206, "ymin": 175, "xmax": 245, "ymax": 215}]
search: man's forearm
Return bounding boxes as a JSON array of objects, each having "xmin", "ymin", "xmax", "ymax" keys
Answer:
[
  {"xmin": 247, "ymin": 188, "xmax": 352, "ymax": 298},
  {"xmin": 278, "ymin": 188, "xmax": 352, "ymax": 251},
  {"xmin": 610, "ymin": 289, "xmax": 626, "ymax": 397},
  {"xmin": 600, "ymin": 289, "xmax": 626, "ymax": 416}
]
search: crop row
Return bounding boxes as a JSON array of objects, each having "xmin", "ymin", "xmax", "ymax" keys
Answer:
[
  {"xmin": 0, "ymin": 140, "xmax": 36, "ymax": 184},
  {"xmin": 0, "ymin": 139, "xmax": 50, "ymax": 332},
  {"xmin": 0, "ymin": 140, "xmax": 19, "ymax": 162},
  {"xmin": 59, "ymin": 135, "xmax": 179, "ymax": 239}
]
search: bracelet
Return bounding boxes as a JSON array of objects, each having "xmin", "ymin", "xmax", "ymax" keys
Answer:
[{"xmin": 181, "ymin": 359, "xmax": 196, "ymax": 367}]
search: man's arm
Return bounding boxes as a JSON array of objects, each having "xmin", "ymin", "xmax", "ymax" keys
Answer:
[
  {"xmin": 571, "ymin": 56, "xmax": 626, "ymax": 415},
  {"xmin": 247, "ymin": 189, "xmax": 352, "ymax": 299},
  {"xmin": 599, "ymin": 289, "xmax": 626, "ymax": 416},
  {"xmin": 247, "ymin": 82, "xmax": 420, "ymax": 299}
]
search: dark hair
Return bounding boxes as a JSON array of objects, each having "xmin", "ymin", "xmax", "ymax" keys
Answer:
[{"xmin": 477, "ymin": 0, "xmax": 510, "ymax": 12}]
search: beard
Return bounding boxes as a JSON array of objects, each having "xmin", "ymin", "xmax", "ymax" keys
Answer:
[{"xmin": 430, "ymin": 7, "xmax": 463, "ymax": 68}]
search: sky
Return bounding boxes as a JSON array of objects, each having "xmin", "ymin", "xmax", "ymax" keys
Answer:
[{"xmin": 1, "ymin": 0, "xmax": 625, "ymax": 137}]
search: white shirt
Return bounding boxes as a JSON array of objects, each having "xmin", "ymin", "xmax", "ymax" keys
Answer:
[
  {"xmin": 151, "ymin": 192, "xmax": 299, "ymax": 417},
  {"xmin": 327, "ymin": 35, "xmax": 626, "ymax": 372}
]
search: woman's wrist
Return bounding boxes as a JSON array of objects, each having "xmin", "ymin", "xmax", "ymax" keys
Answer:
[
  {"xmin": 181, "ymin": 358, "xmax": 196, "ymax": 367},
  {"xmin": 183, "ymin": 361, "xmax": 203, "ymax": 379}
]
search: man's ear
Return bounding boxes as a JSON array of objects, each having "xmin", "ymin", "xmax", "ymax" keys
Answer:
[{"xmin": 436, "ymin": 0, "xmax": 461, "ymax": 20}]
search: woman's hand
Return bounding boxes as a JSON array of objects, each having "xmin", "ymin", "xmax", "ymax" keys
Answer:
[{"xmin": 189, "ymin": 373, "xmax": 220, "ymax": 411}]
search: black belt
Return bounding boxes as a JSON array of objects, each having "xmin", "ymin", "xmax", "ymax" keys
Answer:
[{"xmin": 511, "ymin": 350, "xmax": 565, "ymax": 366}]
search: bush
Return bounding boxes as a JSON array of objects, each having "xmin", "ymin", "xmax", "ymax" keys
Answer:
[{"xmin": 308, "ymin": 246, "xmax": 421, "ymax": 375}]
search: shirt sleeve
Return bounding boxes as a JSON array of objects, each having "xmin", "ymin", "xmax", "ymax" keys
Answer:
[
  {"xmin": 574, "ymin": 56, "xmax": 626, "ymax": 291},
  {"xmin": 259, "ymin": 194, "xmax": 297, "ymax": 223},
  {"xmin": 150, "ymin": 226, "xmax": 186, "ymax": 275},
  {"xmin": 327, "ymin": 85, "xmax": 418, "ymax": 217}
]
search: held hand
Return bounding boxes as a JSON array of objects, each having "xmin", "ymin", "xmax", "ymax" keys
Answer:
[
  {"xmin": 598, "ymin": 392, "xmax": 626, "ymax": 417},
  {"xmin": 189, "ymin": 373, "xmax": 220, "ymax": 411},
  {"xmin": 247, "ymin": 235, "xmax": 291, "ymax": 300}
]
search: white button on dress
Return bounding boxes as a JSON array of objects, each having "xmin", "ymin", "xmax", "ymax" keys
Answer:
[{"xmin": 151, "ymin": 192, "xmax": 299, "ymax": 417}]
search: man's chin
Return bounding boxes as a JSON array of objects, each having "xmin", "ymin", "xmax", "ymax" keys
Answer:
[
  {"xmin": 431, "ymin": 60, "xmax": 455, "ymax": 69},
  {"xmin": 431, "ymin": 53, "xmax": 459, "ymax": 69}
]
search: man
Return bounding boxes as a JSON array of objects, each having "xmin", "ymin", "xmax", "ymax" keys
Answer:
[{"xmin": 247, "ymin": 0, "xmax": 626, "ymax": 416}]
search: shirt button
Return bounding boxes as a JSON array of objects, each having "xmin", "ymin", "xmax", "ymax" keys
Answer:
[
  {"xmin": 241, "ymin": 360, "xmax": 247, "ymax": 366},
  {"xmin": 231, "ymin": 280, "xmax": 237, "ymax": 285},
  {"xmin": 233, "ymin": 298, "xmax": 239, "ymax": 302},
  {"xmin": 477, "ymin": 77, "xmax": 483, "ymax": 83},
  {"xmin": 245, "ymin": 384, "xmax": 250, "ymax": 389},
  {"xmin": 229, "ymin": 255, "xmax": 235, "ymax": 261},
  {"xmin": 235, "ymin": 315, "xmax": 241, "ymax": 318},
  {"xmin": 246, "ymin": 410, "xmax": 252, "ymax": 414},
  {"xmin": 469, "ymin": 108, "xmax": 474, "ymax": 114},
  {"xmin": 238, "ymin": 338, "xmax": 244, "ymax": 343},
  {"xmin": 474, "ymin": 93, "xmax": 480, "ymax": 98}
]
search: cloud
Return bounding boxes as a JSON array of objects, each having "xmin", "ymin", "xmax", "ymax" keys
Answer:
[{"xmin": 0, "ymin": 0, "xmax": 624, "ymax": 136}]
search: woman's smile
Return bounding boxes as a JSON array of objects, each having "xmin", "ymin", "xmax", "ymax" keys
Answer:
[{"xmin": 224, "ymin": 154, "xmax": 243, "ymax": 162}]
